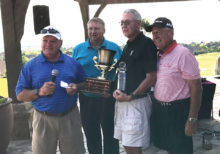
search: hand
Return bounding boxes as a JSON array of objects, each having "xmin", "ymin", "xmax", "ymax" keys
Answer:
[
  {"xmin": 113, "ymin": 89, "xmax": 131, "ymax": 102},
  {"xmin": 66, "ymin": 83, "xmax": 78, "ymax": 95},
  {"xmin": 39, "ymin": 81, "xmax": 56, "ymax": 96},
  {"xmin": 185, "ymin": 120, "xmax": 198, "ymax": 136}
]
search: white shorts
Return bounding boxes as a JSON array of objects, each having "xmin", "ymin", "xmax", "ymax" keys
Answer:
[{"xmin": 114, "ymin": 95, "xmax": 152, "ymax": 147}]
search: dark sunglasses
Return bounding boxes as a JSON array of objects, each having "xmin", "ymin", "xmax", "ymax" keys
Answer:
[{"xmin": 40, "ymin": 28, "xmax": 59, "ymax": 34}]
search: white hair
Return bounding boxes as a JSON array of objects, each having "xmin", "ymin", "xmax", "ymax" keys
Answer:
[{"xmin": 123, "ymin": 9, "xmax": 142, "ymax": 21}]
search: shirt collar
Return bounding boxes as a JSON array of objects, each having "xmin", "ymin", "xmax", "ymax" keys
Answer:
[
  {"xmin": 86, "ymin": 38, "xmax": 107, "ymax": 49},
  {"xmin": 127, "ymin": 32, "xmax": 143, "ymax": 45},
  {"xmin": 158, "ymin": 40, "xmax": 177, "ymax": 56},
  {"xmin": 39, "ymin": 50, "xmax": 64, "ymax": 63}
]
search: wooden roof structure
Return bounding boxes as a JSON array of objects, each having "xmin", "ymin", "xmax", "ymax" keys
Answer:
[
  {"xmin": 0, "ymin": 0, "xmax": 195, "ymax": 102},
  {"xmin": 75, "ymin": 0, "xmax": 195, "ymax": 39}
]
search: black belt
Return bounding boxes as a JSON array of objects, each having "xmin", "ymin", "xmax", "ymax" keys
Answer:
[
  {"xmin": 35, "ymin": 104, "xmax": 77, "ymax": 117},
  {"xmin": 156, "ymin": 98, "xmax": 190, "ymax": 107}
]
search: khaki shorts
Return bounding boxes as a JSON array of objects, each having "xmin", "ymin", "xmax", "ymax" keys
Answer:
[
  {"xmin": 32, "ymin": 106, "xmax": 85, "ymax": 154},
  {"xmin": 114, "ymin": 95, "xmax": 152, "ymax": 147}
]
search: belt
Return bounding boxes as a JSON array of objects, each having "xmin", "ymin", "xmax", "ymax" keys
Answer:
[
  {"xmin": 35, "ymin": 104, "xmax": 77, "ymax": 117},
  {"xmin": 156, "ymin": 98, "xmax": 190, "ymax": 107}
]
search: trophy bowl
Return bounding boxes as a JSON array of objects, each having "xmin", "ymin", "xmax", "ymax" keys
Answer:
[
  {"xmin": 98, "ymin": 48, "xmax": 115, "ymax": 66},
  {"xmin": 93, "ymin": 48, "xmax": 117, "ymax": 80}
]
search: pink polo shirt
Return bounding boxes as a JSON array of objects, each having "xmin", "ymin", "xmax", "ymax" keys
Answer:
[{"xmin": 154, "ymin": 42, "xmax": 201, "ymax": 102}]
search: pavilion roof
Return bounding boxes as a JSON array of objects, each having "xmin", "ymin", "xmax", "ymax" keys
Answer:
[{"xmin": 74, "ymin": 0, "xmax": 195, "ymax": 5}]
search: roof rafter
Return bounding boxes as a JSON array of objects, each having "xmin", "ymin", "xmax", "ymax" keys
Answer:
[{"xmin": 75, "ymin": 0, "xmax": 196, "ymax": 5}]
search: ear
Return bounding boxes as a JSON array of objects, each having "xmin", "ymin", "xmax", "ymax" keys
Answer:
[
  {"xmin": 170, "ymin": 29, "xmax": 174, "ymax": 37},
  {"xmin": 58, "ymin": 40, "xmax": 63, "ymax": 48},
  {"xmin": 103, "ymin": 27, "xmax": 106, "ymax": 34},
  {"xmin": 137, "ymin": 20, "xmax": 142, "ymax": 29}
]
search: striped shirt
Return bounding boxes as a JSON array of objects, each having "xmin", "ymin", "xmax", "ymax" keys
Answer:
[{"xmin": 154, "ymin": 42, "xmax": 200, "ymax": 102}]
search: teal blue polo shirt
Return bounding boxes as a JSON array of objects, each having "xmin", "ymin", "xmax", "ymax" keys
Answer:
[{"xmin": 72, "ymin": 38, "xmax": 122, "ymax": 96}]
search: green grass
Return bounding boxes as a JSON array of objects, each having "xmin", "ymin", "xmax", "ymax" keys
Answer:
[
  {"xmin": 196, "ymin": 52, "xmax": 220, "ymax": 76},
  {"xmin": 0, "ymin": 78, "xmax": 8, "ymax": 97},
  {"xmin": 0, "ymin": 52, "xmax": 219, "ymax": 97}
]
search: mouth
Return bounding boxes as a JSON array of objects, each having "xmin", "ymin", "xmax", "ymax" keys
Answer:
[{"xmin": 154, "ymin": 39, "xmax": 161, "ymax": 44}]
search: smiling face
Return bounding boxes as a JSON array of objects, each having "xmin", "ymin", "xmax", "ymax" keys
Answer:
[
  {"xmin": 152, "ymin": 27, "xmax": 174, "ymax": 52},
  {"xmin": 41, "ymin": 35, "xmax": 62, "ymax": 61},
  {"xmin": 121, "ymin": 12, "xmax": 141, "ymax": 41},
  {"xmin": 87, "ymin": 21, "xmax": 105, "ymax": 44}
]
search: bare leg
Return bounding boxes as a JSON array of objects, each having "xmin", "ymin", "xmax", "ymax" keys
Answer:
[{"xmin": 124, "ymin": 146, "xmax": 142, "ymax": 154}]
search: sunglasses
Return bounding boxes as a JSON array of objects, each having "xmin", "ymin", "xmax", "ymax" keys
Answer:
[
  {"xmin": 40, "ymin": 28, "xmax": 59, "ymax": 34},
  {"xmin": 120, "ymin": 20, "xmax": 136, "ymax": 26}
]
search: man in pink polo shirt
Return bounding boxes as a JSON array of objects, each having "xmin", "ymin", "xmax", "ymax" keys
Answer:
[{"xmin": 145, "ymin": 17, "xmax": 202, "ymax": 154}]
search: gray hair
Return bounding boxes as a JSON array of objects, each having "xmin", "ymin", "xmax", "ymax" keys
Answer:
[
  {"xmin": 87, "ymin": 17, "xmax": 105, "ymax": 28},
  {"xmin": 123, "ymin": 9, "xmax": 142, "ymax": 21}
]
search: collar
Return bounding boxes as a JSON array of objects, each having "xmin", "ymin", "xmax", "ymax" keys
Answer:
[
  {"xmin": 127, "ymin": 32, "xmax": 143, "ymax": 45},
  {"xmin": 85, "ymin": 38, "xmax": 107, "ymax": 49},
  {"xmin": 39, "ymin": 50, "xmax": 64, "ymax": 63},
  {"xmin": 158, "ymin": 40, "xmax": 177, "ymax": 56}
]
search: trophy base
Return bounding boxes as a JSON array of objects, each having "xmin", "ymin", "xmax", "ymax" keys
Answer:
[
  {"xmin": 97, "ymin": 76, "xmax": 106, "ymax": 80},
  {"xmin": 79, "ymin": 78, "xmax": 113, "ymax": 97}
]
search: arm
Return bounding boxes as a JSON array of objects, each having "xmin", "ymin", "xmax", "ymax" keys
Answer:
[
  {"xmin": 17, "ymin": 89, "xmax": 39, "ymax": 102},
  {"xmin": 185, "ymin": 78, "xmax": 202, "ymax": 136},
  {"xmin": 17, "ymin": 81, "xmax": 56, "ymax": 102},
  {"xmin": 113, "ymin": 71, "xmax": 156, "ymax": 102},
  {"xmin": 132, "ymin": 71, "xmax": 157, "ymax": 96},
  {"xmin": 66, "ymin": 82, "xmax": 85, "ymax": 95}
]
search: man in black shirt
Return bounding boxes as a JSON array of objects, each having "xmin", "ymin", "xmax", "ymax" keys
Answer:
[{"xmin": 113, "ymin": 9, "xmax": 157, "ymax": 154}]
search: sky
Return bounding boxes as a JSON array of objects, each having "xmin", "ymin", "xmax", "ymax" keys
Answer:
[{"xmin": 0, "ymin": 0, "xmax": 220, "ymax": 50}]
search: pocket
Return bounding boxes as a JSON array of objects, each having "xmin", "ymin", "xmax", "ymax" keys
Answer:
[
  {"xmin": 32, "ymin": 110, "xmax": 44, "ymax": 132},
  {"xmin": 122, "ymin": 117, "xmax": 142, "ymax": 135}
]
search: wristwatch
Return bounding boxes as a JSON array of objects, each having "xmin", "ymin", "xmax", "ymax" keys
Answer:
[
  {"xmin": 130, "ymin": 93, "xmax": 136, "ymax": 100},
  {"xmin": 34, "ymin": 89, "xmax": 40, "ymax": 97},
  {"xmin": 188, "ymin": 117, "xmax": 197, "ymax": 123}
]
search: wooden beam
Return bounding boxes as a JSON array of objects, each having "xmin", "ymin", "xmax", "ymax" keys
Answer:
[
  {"xmin": 94, "ymin": 4, "xmax": 107, "ymax": 17},
  {"xmin": 75, "ymin": 0, "xmax": 195, "ymax": 5},
  {"xmin": 78, "ymin": 2, "xmax": 90, "ymax": 40},
  {"xmin": 0, "ymin": 0, "xmax": 30, "ymax": 102}
]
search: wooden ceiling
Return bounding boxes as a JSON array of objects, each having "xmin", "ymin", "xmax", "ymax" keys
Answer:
[{"xmin": 75, "ymin": 0, "xmax": 195, "ymax": 5}]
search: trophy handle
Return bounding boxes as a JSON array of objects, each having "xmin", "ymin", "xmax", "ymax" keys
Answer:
[
  {"xmin": 93, "ymin": 56, "xmax": 99, "ymax": 68},
  {"xmin": 108, "ymin": 59, "xmax": 118, "ymax": 72}
]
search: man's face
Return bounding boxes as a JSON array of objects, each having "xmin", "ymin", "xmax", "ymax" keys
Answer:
[
  {"xmin": 152, "ymin": 27, "xmax": 173, "ymax": 51},
  {"xmin": 121, "ymin": 12, "xmax": 140, "ymax": 40},
  {"xmin": 88, "ymin": 21, "xmax": 105, "ymax": 43},
  {"xmin": 41, "ymin": 35, "xmax": 62, "ymax": 58}
]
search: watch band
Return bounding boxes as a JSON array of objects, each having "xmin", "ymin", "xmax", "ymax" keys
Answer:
[
  {"xmin": 34, "ymin": 89, "xmax": 40, "ymax": 97},
  {"xmin": 130, "ymin": 93, "xmax": 136, "ymax": 100},
  {"xmin": 188, "ymin": 117, "xmax": 197, "ymax": 122}
]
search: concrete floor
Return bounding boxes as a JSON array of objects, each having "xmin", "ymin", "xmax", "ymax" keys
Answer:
[{"xmin": 6, "ymin": 119, "xmax": 220, "ymax": 154}]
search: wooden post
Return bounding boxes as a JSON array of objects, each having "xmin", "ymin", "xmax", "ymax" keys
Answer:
[{"xmin": 0, "ymin": 0, "xmax": 30, "ymax": 102}]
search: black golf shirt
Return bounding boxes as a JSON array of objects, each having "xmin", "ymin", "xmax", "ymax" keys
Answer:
[{"xmin": 118, "ymin": 32, "xmax": 157, "ymax": 95}]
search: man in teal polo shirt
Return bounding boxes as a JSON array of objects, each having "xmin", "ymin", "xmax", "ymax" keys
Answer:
[
  {"xmin": 16, "ymin": 26, "xmax": 86, "ymax": 154},
  {"xmin": 72, "ymin": 17, "xmax": 122, "ymax": 154}
]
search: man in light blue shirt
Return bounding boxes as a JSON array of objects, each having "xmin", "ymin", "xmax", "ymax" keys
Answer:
[{"xmin": 73, "ymin": 17, "xmax": 122, "ymax": 154}]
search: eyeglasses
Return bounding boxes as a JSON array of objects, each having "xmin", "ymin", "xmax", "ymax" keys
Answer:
[
  {"xmin": 40, "ymin": 28, "xmax": 59, "ymax": 34},
  {"xmin": 120, "ymin": 20, "xmax": 135, "ymax": 26}
]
